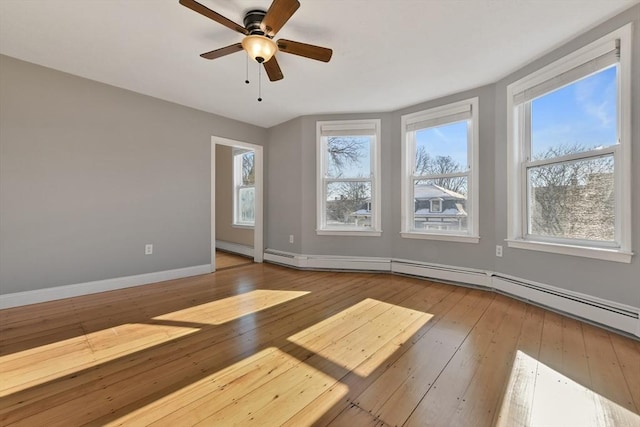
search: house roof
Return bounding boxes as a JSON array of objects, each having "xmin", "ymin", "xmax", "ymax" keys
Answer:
[
  {"xmin": 0, "ymin": 0, "xmax": 636, "ymax": 128},
  {"xmin": 414, "ymin": 184, "xmax": 466, "ymax": 200}
]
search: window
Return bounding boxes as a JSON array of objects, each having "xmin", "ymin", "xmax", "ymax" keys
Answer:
[
  {"xmin": 507, "ymin": 24, "xmax": 632, "ymax": 262},
  {"xmin": 233, "ymin": 149, "xmax": 255, "ymax": 227},
  {"xmin": 317, "ymin": 119, "xmax": 381, "ymax": 235},
  {"xmin": 401, "ymin": 98, "xmax": 479, "ymax": 242}
]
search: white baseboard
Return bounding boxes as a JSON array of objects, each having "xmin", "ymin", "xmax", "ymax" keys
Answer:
[
  {"xmin": 264, "ymin": 249, "xmax": 390, "ymax": 271},
  {"xmin": 263, "ymin": 249, "xmax": 639, "ymax": 337},
  {"xmin": 215, "ymin": 240, "xmax": 254, "ymax": 258},
  {"xmin": 0, "ymin": 264, "xmax": 212, "ymax": 309}
]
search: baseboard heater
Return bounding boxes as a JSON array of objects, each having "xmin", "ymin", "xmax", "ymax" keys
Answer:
[
  {"xmin": 392, "ymin": 258, "xmax": 492, "ymax": 288},
  {"xmin": 264, "ymin": 249, "xmax": 390, "ymax": 271},
  {"xmin": 491, "ymin": 273, "xmax": 638, "ymax": 336}
]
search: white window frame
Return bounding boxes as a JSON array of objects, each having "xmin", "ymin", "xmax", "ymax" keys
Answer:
[
  {"xmin": 233, "ymin": 149, "xmax": 255, "ymax": 228},
  {"xmin": 316, "ymin": 119, "xmax": 382, "ymax": 236},
  {"xmin": 506, "ymin": 24, "xmax": 633, "ymax": 263},
  {"xmin": 400, "ymin": 97, "xmax": 480, "ymax": 243}
]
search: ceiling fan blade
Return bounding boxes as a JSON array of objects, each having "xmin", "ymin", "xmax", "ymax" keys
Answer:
[
  {"xmin": 277, "ymin": 39, "xmax": 333, "ymax": 62},
  {"xmin": 200, "ymin": 43, "xmax": 244, "ymax": 60},
  {"xmin": 263, "ymin": 56, "xmax": 284, "ymax": 81},
  {"xmin": 179, "ymin": 0, "xmax": 248, "ymax": 35},
  {"xmin": 260, "ymin": 0, "xmax": 300, "ymax": 37}
]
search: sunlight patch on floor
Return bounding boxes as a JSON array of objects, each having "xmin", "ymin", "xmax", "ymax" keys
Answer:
[
  {"xmin": 0, "ymin": 290, "xmax": 308, "ymax": 397},
  {"xmin": 107, "ymin": 346, "xmax": 347, "ymax": 426},
  {"xmin": 496, "ymin": 350, "xmax": 640, "ymax": 426},
  {"xmin": 288, "ymin": 298, "xmax": 432, "ymax": 377},
  {"xmin": 153, "ymin": 289, "xmax": 309, "ymax": 325}
]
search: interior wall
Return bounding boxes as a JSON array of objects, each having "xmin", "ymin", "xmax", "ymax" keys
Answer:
[
  {"xmin": 265, "ymin": 5, "xmax": 638, "ymax": 308},
  {"xmin": 0, "ymin": 55, "xmax": 266, "ymax": 295},
  {"xmin": 492, "ymin": 4, "xmax": 640, "ymax": 306},
  {"xmin": 390, "ymin": 85, "xmax": 496, "ymax": 270},
  {"xmin": 214, "ymin": 145, "xmax": 253, "ymax": 247},
  {"xmin": 299, "ymin": 113, "xmax": 393, "ymax": 258},
  {"xmin": 265, "ymin": 117, "xmax": 303, "ymax": 253}
]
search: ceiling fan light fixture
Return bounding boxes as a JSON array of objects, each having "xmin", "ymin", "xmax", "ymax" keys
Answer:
[{"xmin": 242, "ymin": 35, "xmax": 277, "ymax": 63}]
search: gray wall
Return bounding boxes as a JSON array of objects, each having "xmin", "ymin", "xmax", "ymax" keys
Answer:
[
  {"xmin": 215, "ymin": 145, "xmax": 253, "ymax": 247},
  {"xmin": 266, "ymin": 117, "xmax": 303, "ymax": 253},
  {"xmin": 493, "ymin": 5, "xmax": 640, "ymax": 305},
  {"xmin": 390, "ymin": 86, "xmax": 496, "ymax": 270},
  {"xmin": 265, "ymin": 5, "xmax": 639, "ymax": 307},
  {"xmin": 0, "ymin": 55, "xmax": 265, "ymax": 294}
]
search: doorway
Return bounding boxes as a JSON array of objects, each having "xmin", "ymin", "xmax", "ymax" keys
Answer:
[{"xmin": 211, "ymin": 136, "xmax": 264, "ymax": 272}]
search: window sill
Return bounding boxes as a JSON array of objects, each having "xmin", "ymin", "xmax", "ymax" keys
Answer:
[
  {"xmin": 401, "ymin": 232, "xmax": 480, "ymax": 243},
  {"xmin": 317, "ymin": 229, "xmax": 382, "ymax": 237},
  {"xmin": 233, "ymin": 224, "xmax": 255, "ymax": 230},
  {"xmin": 506, "ymin": 239, "xmax": 633, "ymax": 263}
]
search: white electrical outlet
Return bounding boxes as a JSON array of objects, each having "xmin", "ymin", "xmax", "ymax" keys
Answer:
[
  {"xmin": 289, "ymin": 235, "xmax": 294, "ymax": 244},
  {"xmin": 496, "ymin": 245, "xmax": 503, "ymax": 257},
  {"xmin": 145, "ymin": 244, "xmax": 153, "ymax": 255}
]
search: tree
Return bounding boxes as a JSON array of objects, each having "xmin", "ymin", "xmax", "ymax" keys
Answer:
[
  {"xmin": 327, "ymin": 137, "xmax": 367, "ymax": 176},
  {"xmin": 242, "ymin": 152, "xmax": 255, "ymax": 185},
  {"xmin": 414, "ymin": 147, "xmax": 467, "ymax": 194},
  {"xmin": 326, "ymin": 181, "xmax": 371, "ymax": 224},
  {"xmin": 528, "ymin": 143, "xmax": 614, "ymax": 239}
]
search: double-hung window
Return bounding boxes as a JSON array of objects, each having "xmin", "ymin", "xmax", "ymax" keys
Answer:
[
  {"xmin": 401, "ymin": 98, "xmax": 479, "ymax": 242},
  {"xmin": 507, "ymin": 24, "xmax": 632, "ymax": 262},
  {"xmin": 317, "ymin": 119, "xmax": 381, "ymax": 235},
  {"xmin": 233, "ymin": 149, "xmax": 255, "ymax": 227}
]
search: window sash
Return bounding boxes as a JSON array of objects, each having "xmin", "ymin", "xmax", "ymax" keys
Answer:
[
  {"xmin": 517, "ymin": 57, "xmax": 621, "ymax": 248},
  {"xmin": 404, "ymin": 105, "xmax": 474, "ymax": 237},
  {"xmin": 317, "ymin": 119, "xmax": 381, "ymax": 233}
]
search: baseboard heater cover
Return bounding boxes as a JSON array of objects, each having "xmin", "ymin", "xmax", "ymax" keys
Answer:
[
  {"xmin": 264, "ymin": 249, "xmax": 390, "ymax": 271},
  {"xmin": 491, "ymin": 274, "xmax": 638, "ymax": 336},
  {"xmin": 391, "ymin": 258, "xmax": 492, "ymax": 288}
]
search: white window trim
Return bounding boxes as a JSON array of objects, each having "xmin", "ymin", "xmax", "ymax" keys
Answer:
[
  {"xmin": 233, "ymin": 150, "xmax": 255, "ymax": 228},
  {"xmin": 400, "ymin": 97, "xmax": 480, "ymax": 243},
  {"xmin": 506, "ymin": 23, "xmax": 633, "ymax": 263},
  {"xmin": 316, "ymin": 119, "xmax": 382, "ymax": 236}
]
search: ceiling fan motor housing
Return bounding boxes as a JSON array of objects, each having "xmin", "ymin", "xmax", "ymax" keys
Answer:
[{"xmin": 244, "ymin": 10, "xmax": 267, "ymax": 36}]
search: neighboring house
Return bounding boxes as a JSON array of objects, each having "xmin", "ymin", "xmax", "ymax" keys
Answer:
[
  {"xmin": 413, "ymin": 184, "xmax": 467, "ymax": 231},
  {"xmin": 348, "ymin": 184, "xmax": 467, "ymax": 231},
  {"xmin": 350, "ymin": 201, "xmax": 372, "ymax": 227}
]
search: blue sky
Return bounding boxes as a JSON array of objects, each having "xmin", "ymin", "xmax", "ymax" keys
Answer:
[
  {"xmin": 531, "ymin": 65, "xmax": 617, "ymax": 158},
  {"xmin": 414, "ymin": 65, "xmax": 617, "ymax": 166},
  {"xmin": 415, "ymin": 122, "xmax": 468, "ymax": 171}
]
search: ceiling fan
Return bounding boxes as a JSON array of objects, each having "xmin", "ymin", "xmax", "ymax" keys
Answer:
[{"xmin": 179, "ymin": 0, "xmax": 333, "ymax": 82}]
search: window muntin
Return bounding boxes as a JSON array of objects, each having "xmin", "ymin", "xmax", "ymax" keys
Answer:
[
  {"xmin": 317, "ymin": 120, "xmax": 381, "ymax": 234},
  {"xmin": 233, "ymin": 150, "xmax": 255, "ymax": 226},
  {"xmin": 507, "ymin": 24, "xmax": 632, "ymax": 262},
  {"xmin": 401, "ymin": 98, "xmax": 478, "ymax": 240}
]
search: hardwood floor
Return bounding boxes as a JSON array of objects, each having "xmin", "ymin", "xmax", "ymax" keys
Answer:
[
  {"xmin": 1, "ymin": 264, "xmax": 638, "ymax": 426},
  {"xmin": 215, "ymin": 250, "xmax": 254, "ymax": 270}
]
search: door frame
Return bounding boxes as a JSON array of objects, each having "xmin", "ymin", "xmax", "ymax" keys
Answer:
[{"xmin": 211, "ymin": 136, "xmax": 264, "ymax": 272}]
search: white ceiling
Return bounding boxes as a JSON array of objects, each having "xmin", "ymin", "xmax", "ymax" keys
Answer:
[{"xmin": 1, "ymin": 0, "xmax": 637, "ymax": 128}]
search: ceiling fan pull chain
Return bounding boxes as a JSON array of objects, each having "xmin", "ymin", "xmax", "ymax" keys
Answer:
[
  {"xmin": 245, "ymin": 54, "xmax": 250, "ymax": 84},
  {"xmin": 258, "ymin": 63, "xmax": 263, "ymax": 102}
]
